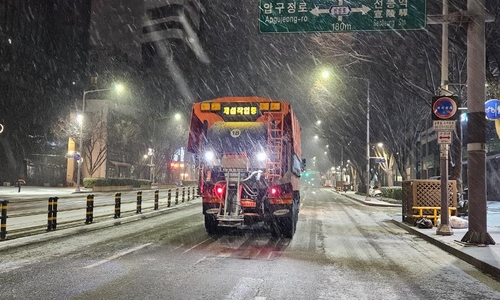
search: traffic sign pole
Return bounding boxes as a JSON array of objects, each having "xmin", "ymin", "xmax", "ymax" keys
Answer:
[
  {"xmin": 437, "ymin": 144, "xmax": 453, "ymax": 236},
  {"xmin": 431, "ymin": 95, "xmax": 459, "ymax": 236}
]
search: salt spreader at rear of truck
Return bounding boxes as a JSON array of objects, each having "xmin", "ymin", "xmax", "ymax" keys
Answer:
[{"xmin": 187, "ymin": 97, "xmax": 305, "ymax": 238}]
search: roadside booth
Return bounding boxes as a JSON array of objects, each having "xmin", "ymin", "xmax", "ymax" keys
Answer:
[{"xmin": 402, "ymin": 180, "xmax": 458, "ymax": 226}]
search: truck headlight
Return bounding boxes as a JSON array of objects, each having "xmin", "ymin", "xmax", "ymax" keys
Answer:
[
  {"xmin": 256, "ymin": 151, "xmax": 267, "ymax": 161},
  {"xmin": 204, "ymin": 150, "xmax": 215, "ymax": 161}
]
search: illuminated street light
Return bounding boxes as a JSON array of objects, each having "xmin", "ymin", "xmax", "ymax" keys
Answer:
[{"xmin": 75, "ymin": 83, "xmax": 124, "ymax": 192}]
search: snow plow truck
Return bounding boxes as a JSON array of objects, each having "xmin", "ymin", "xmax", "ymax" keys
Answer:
[{"xmin": 187, "ymin": 97, "xmax": 304, "ymax": 238}]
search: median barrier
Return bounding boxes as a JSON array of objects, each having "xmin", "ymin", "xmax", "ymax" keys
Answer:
[
  {"xmin": 92, "ymin": 185, "xmax": 133, "ymax": 192},
  {"xmin": 0, "ymin": 186, "xmax": 200, "ymax": 241}
]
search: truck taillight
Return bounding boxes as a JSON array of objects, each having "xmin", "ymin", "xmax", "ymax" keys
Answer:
[
  {"xmin": 270, "ymin": 186, "xmax": 279, "ymax": 197},
  {"xmin": 214, "ymin": 185, "xmax": 225, "ymax": 198}
]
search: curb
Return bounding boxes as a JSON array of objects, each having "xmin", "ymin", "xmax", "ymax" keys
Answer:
[{"xmin": 341, "ymin": 193, "xmax": 402, "ymax": 207}]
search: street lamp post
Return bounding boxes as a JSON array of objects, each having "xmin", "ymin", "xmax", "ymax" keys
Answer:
[
  {"xmin": 364, "ymin": 79, "xmax": 371, "ymax": 200},
  {"xmin": 320, "ymin": 70, "xmax": 370, "ymax": 198},
  {"xmin": 148, "ymin": 148, "xmax": 154, "ymax": 184},
  {"xmin": 149, "ymin": 113, "xmax": 182, "ymax": 184},
  {"xmin": 75, "ymin": 85, "xmax": 124, "ymax": 192}
]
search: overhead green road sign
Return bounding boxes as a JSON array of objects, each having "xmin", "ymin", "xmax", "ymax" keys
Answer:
[{"xmin": 259, "ymin": 0, "xmax": 426, "ymax": 33}]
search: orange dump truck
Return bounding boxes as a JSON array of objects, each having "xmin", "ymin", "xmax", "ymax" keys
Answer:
[{"xmin": 187, "ymin": 97, "xmax": 304, "ymax": 238}]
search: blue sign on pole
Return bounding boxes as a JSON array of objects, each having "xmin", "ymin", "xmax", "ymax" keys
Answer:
[
  {"xmin": 74, "ymin": 154, "xmax": 81, "ymax": 161},
  {"xmin": 485, "ymin": 99, "xmax": 500, "ymax": 120},
  {"xmin": 432, "ymin": 96, "xmax": 459, "ymax": 120}
]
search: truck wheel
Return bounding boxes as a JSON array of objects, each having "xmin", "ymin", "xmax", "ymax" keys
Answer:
[
  {"xmin": 270, "ymin": 221, "xmax": 280, "ymax": 238},
  {"xmin": 281, "ymin": 216, "xmax": 295, "ymax": 238},
  {"xmin": 271, "ymin": 215, "xmax": 295, "ymax": 238},
  {"xmin": 292, "ymin": 193, "xmax": 299, "ymax": 232},
  {"xmin": 204, "ymin": 215, "xmax": 218, "ymax": 234}
]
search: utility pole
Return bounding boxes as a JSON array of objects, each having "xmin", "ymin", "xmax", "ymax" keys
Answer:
[
  {"xmin": 428, "ymin": 0, "xmax": 495, "ymax": 243},
  {"xmin": 462, "ymin": 0, "xmax": 495, "ymax": 245}
]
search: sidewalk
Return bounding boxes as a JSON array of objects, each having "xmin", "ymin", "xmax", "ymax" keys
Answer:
[
  {"xmin": 0, "ymin": 185, "xmax": 102, "ymax": 202},
  {"xmin": 340, "ymin": 191, "xmax": 500, "ymax": 280},
  {"xmin": 0, "ymin": 184, "xmax": 168, "ymax": 201}
]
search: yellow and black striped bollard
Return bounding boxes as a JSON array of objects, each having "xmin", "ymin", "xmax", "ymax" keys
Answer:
[
  {"xmin": 114, "ymin": 193, "xmax": 121, "ymax": 218},
  {"xmin": 136, "ymin": 191, "xmax": 142, "ymax": 214},
  {"xmin": 47, "ymin": 197, "xmax": 58, "ymax": 231},
  {"xmin": 51, "ymin": 197, "xmax": 58, "ymax": 230},
  {"xmin": 182, "ymin": 187, "xmax": 185, "ymax": 203},
  {"xmin": 167, "ymin": 189, "xmax": 171, "ymax": 207},
  {"xmin": 187, "ymin": 187, "xmax": 191, "ymax": 201},
  {"xmin": 175, "ymin": 188, "xmax": 179, "ymax": 205},
  {"xmin": 85, "ymin": 194, "xmax": 94, "ymax": 224},
  {"xmin": 1, "ymin": 200, "xmax": 8, "ymax": 240},
  {"xmin": 154, "ymin": 190, "xmax": 159, "ymax": 210}
]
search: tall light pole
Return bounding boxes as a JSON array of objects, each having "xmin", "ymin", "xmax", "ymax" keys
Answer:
[
  {"xmin": 364, "ymin": 79, "xmax": 371, "ymax": 200},
  {"xmin": 148, "ymin": 148, "xmax": 154, "ymax": 184},
  {"xmin": 150, "ymin": 113, "xmax": 182, "ymax": 184},
  {"xmin": 319, "ymin": 70, "xmax": 370, "ymax": 197},
  {"xmin": 75, "ymin": 84, "xmax": 124, "ymax": 192}
]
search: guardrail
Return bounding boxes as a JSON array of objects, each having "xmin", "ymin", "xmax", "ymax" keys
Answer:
[{"xmin": 0, "ymin": 186, "xmax": 199, "ymax": 241}]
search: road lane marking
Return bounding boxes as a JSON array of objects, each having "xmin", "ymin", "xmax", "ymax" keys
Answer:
[
  {"xmin": 224, "ymin": 277, "xmax": 264, "ymax": 300},
  {"xmin": 182, "ymin": 237, "xmax": 212, "ymax": 253},
  {"xmin": 83, "ymin": 243, "xmax": 153, "ymax": 269},
  {"xmin": 0, "ymin": 260, "xmax": 34, "ymax": 274}
]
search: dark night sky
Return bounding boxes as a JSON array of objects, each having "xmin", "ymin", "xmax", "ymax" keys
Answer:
[
  {"xmin": 85, "ymin": 0, "xmax": 338, "ymax": 166},
  {"xmin": 88, "ymin": 0, "xmax": 321, "ymax": 119}
]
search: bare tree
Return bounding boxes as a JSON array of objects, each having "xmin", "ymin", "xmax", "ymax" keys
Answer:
[
  {"xmin": 151, "ymin": 118, "xmax": 189, "ymax": 184},
  {"xmin": 83, "ymin": 109, "xmax": 108, "ymax": 178},
  {"xmin": 373, "ymin": 146, "xmax": 395, "ymax": 187}
]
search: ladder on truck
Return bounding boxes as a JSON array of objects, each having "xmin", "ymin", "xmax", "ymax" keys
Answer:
[
  {"xmin": 266, "ymin": 114, "xmax": 284, "ymax": 182},
  {"xmin": 218, "ymin": 169, "xmax": 244, "ymax": 227}
]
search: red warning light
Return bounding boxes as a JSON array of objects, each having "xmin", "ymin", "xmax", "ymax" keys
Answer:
[
  {"xmin": 214, "ymin": 185, "xmax": 225, "ymax": 198},
  {"xmin": 270, "ymin": 187, "xmax": 279, "ymax": 196}
]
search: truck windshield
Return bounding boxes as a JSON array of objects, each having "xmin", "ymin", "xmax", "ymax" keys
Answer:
[{"xmin": 207, "ymin": 121, "xmax": 267, "ymax": 154}]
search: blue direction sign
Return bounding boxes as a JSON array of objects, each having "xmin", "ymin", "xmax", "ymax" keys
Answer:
[
  {"xmin": 259, "ymin": 0, "xmax": 426, "ymax": 33},
  {"xmin": 74, "ymin": 153, "xmax": 81, "ymax": 161},
  {"xmin": 485, "ymin": 99, "xmax": 500, "ymax": 120},
  {"xmin": 432, "ymin": 96, "xmax": 459, "ymax": 120}
]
